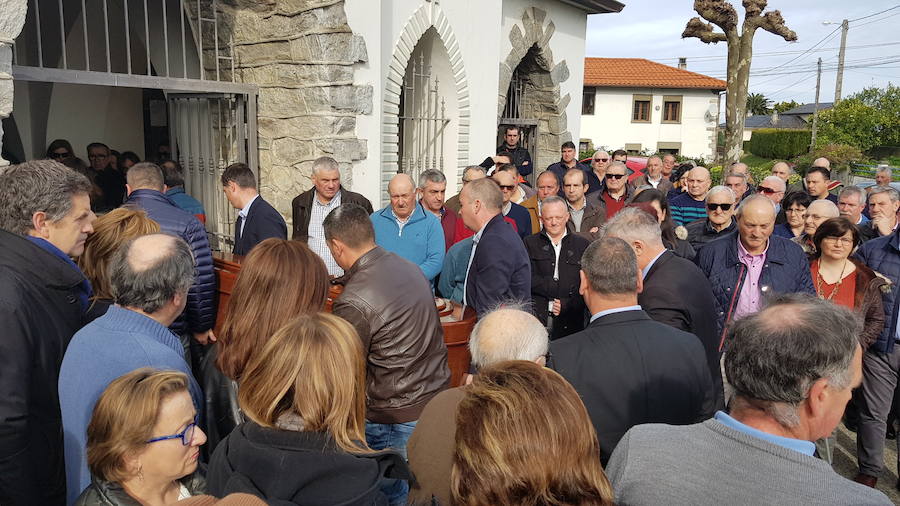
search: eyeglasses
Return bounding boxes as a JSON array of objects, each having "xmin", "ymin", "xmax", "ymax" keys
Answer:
[
  {"xmin": 146, "ymin": 417, "xmax": 198, "ymax": 446},
  {"xmin": 823, "ymin": 236, "xmax": 855, "ymax": 246},
  {"xmin": 757, "ymin": 186, "xmax": 779, "ymax": 194},
  {"xmin": 50, "ymin": 152, "xmax": 71, "ymax": 159},
  {"xmin": 497, "ymin": 184, "xmax": 516, "ymax": 191},
  {"xmin": 593, "ymin": 158, "xmax": 608, "ymax": 163},
  {"xmin": 707, "ymin": 203, "xmax": 733, "ymax": 211},
  {"xmin": 605, "ymin": 173, "xmax": 625, "ymax": 180}
]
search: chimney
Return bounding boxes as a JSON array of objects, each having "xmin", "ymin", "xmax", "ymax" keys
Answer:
[{"xmin": 678, "ymin": 57, "xmax": 687, "ymax": 69}]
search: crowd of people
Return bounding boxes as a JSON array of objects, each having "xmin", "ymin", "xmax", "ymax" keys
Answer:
[{"xmin": 1, "ymin": 128, "xmax": 899, "ymax": 505}]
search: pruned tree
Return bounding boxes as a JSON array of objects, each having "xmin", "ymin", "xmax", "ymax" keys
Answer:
[{"xmin": 683, "ymin": 0, "xmax": 797, "ymax": 163}]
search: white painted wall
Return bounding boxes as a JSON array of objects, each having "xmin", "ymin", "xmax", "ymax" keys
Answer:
[
  {"xmin": 580, "ymin": 87, "xmax": 720, "ymax": 160},
  {"xmin": 346, "ymin": 0, "xmax": 596, "ymax": 205}
]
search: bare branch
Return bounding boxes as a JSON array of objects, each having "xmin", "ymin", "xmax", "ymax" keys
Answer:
[
  {"xmin": 682, "ymin": 17, "xmax": 728, "ymax": 43},
  {"xmin": 694, "ymin": 0, "xmax": 738, "ymax": 33},
  {"xmin": 749, "ymin": 10, "xmax": 797, "ymax": 41},
  {"xmin": 742, "ymin": 0, "xmax": 768, "ymax": 19}
]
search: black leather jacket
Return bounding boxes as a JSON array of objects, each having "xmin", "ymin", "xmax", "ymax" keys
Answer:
[
  {"xmin": 332, "ymin": 247, "xmax": 450, "ymax": 423},
  {"xmin": 74, "ymin": 471, "xmax": 206, "ymax": 505}
]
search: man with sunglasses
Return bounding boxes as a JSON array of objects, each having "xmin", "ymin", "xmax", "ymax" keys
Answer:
[
  {"xmin": 599, "ymin": 161, "xmax": 632, "ymax": 219},
  {"xmin": 59, "ymin": 234, "xmax": 202, "ymax": 504},
  {"xmin": 685, "ymin": 186, "xmax": 738, "ymax": 251},
  {"xmin": 492, "ymin": 169, "xmax": 533, "ymax": 239},
  {"xmin": 757, "ymin": 176, "xmax": 786, "ymax": 210},
  {"xmin": 585, "ymin": 150, "xmax": 611, "ymax": 195}
]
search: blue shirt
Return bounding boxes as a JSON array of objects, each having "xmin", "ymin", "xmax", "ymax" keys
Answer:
[
  {"xmin": 714, "ymin": 411, "xmax": 815, "ymax": 456},
  {"xmin": 641, "ymin": 250, "xmax": 666, "ymax": 281},
  {"xmin": 590, "ymin": 305, "xmax": 643, "ymax": 323}
]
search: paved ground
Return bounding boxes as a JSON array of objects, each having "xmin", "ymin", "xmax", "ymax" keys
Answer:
[{"xmin": 833, "ymin": 422, "xmax": 900, "ymax": 503}]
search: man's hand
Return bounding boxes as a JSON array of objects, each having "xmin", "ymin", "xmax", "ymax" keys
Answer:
[
  {"xmin": 873, "ymin": 215, "xmax": 893, "ymax": 236},
  {"xmin": 193, "ymin": 329, "xmax": 216, "ymax": 345},
  {"xmin": 552, "ymin": 298, "xmax": 561, "ymax": 316}
]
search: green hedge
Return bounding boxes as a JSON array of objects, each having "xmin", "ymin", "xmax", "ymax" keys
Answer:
[{"xmin": 748, "ymin": 129, "xmax": 811, "ymax": 159}]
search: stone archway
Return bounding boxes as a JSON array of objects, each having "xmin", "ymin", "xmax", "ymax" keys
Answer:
[
  {"xmin": 498, "ymin": 7, "xmax": 572, "ymax": 172},
  {"xmin": 0, "ymin": 0, "xmax": 28, "ymax": 166},
  {"xmin": 382, "ymin": 1, "xmax": 470, "ymax": 204}
]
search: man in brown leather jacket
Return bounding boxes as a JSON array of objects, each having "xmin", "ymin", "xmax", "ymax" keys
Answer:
[{"xmin": 324, "ymin": 203, "xmax": 450, "ymax": 504}]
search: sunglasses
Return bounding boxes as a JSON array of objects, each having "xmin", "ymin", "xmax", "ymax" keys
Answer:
[
  {"xmin": 757, "ymin": 186, "xmax": 779, "ymax": 194},
  {"xmin": 593, "ymin": 158, "xmax": 609, "ymax": 163},
  {"xmin": 605, "ymin": 174, "xmax": 625, "ymax": 180},
  {"xmin": 498, "ymin": 184, "xmax": 516, "ymax": 191},
  {"xmin": 707, "ymin": 203, "xmax": 733, "ymax": 211},
  {"xmin": 50, "ymin": 152, "xmax": 71, "ymax": 159}
]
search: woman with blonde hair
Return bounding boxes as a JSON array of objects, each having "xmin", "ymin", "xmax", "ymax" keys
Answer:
[
  {"xmin": 77, "ymin": 207, "xmax": 160, "ymax": 320},
  {"xmin": 452, "ymin": 361, "xmax": 615, "ymax": 506},
  {"xmin": 203, "ymin": 238, "xmax": 330, "ymax": 451},
  {"xmin": 75, "ymin": 368, "xmax": 207, "ymax": 505},
  {"xmin": 208, "ymin": 313, "xmax": 409, "ymax": 504}
]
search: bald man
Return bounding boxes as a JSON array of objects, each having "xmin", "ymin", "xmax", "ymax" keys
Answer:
[
  {"xmin": 372, "ymin": 173, "xmax": 445, "ymax": 281},
  {"xmin": 696, "ymin": 195, "xmax": 815, "ymax": 334},
  {"xmin": 407, "ymin": 306, "xmax": 548, "ymax": 505},
  {"xmin": 59, "ymin": 234, "xmax": 203, "ymax": 502},
  {"xmin": 670, "ymin": 167, "xmax": 712, "ymax": 225}
]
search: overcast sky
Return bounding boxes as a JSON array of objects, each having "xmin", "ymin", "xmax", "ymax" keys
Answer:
[{"xmin": 586, "ymin": 0, "xmax": 899, "ymax": 106}]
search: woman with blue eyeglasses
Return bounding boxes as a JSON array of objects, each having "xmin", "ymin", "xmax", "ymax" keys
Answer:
[{"xmin": 75, "ymin": 369, "xmax": 207, "ymax": 505}]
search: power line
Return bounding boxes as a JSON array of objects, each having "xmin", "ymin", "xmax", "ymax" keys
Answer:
[
  {"xmin": 653, "ymin": 41, "xmax": 900, "ymax": 62},
  {"xmin": 849, "ymin": 4, "xmax": 900, "ymax": 22},
  {"xmin": 853, "ymin": 11, "xmax": 900, "ymax": 28}
]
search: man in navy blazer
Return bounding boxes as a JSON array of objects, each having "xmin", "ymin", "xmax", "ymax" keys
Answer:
[
  {"xmin": 550, "ymin": 237, "xmax": 714, "ymax": 464},
  {"xmin": 222, "ymin": 163, "xmax": 287, "ymax": 255},
  {"xmin": 459, "ymin": 178, "xmax": 530, "ymax": 316}
]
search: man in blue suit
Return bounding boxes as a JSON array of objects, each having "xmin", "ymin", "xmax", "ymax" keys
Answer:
[
  {"xmin": 459, "ymin": 178, "xmax": 530, "ymax": 316},
  {"xmin": 222, "ymin": 163, "xmax": 287, "ymax": 256}
]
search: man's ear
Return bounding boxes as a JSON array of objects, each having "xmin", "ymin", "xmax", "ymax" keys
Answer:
[
  {"xmin": 126, "ymin": 183, "xmax": 134, "ymax": 196},
  {"xmin": 805, "ymin": 377, "xmax": 830, "ymax": 421},
  {"xmin": 635, "ymin": 268, "xmax": 644, "ymax": 294},
  {"xmin": 30, "ymin": 211, "xmax": 51, "ymax": 239},
  {"xmin": 579, "ymin": 270, "xmax": 589, "ymax": 297}
]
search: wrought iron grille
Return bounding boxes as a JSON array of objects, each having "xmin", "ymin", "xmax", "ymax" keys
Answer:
[{"xmin": 398, "ymin": 53, "xmax": 451, "ymax": 182}]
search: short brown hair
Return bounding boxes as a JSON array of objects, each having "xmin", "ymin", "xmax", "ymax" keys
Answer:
[
  {"xmin": 216, "ymin": 238, "xmax": 329, "ymax": 380},
  {"xmin": 812, "ymin": 217, "xmax": 861, "ymax": 258},
  {"xmin": 126, "ymin": 162, "xmax": 165, "ymax": 191},
  {"xmin": 78, "ymin": 208, "xmax": 160, "ymax": 300},
  {"xmin": 86, "ymin": 369, "xmax": 189, "ymax": 482},
  {"xmin": 221, "ymin": 162, "xmax": 257, "ymax": 190},
  {"xmin": 451, "ymin": 361, "xmax": 614, "ymax": 505},
  {"xmin": 238, "ymin": 313, "xmax": 368, "ymax": 453}
]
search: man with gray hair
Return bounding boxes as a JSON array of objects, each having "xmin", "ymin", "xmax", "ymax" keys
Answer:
[
  {"xmin": 685, "ymin": 185, "xmax": 738, "ymax": 250},
  {"xmin": 724, "ymin": 172, "xmax": 750, "ymax": 203},
  {"xmin": 756, "ymin": 175, "xmax": 786, "ymax": 210},
  {"xmin": 838, "ymin": 186, "xmax": 869, "ymax": 226},
  {"xmin": 444, "ymin": 165, "xmax": 486, "ymax": 215},
  {"xmin": 291, "ymin": 155, "xmax": 373, "ymax": 276},
  {"xmin": 876, "ymin": 165, "xmax": 893, "ymax": 188},
  {"xmin": 59, "ymin": 234, "xmax": 203, "ymax": 504},
  {"xmin": 407, "ymin": 306, "xmax": 548, "ymax": 505},
  {"xmin": 607, "ymin": 294, "xmax": 890, "ymax": 505},
  {"xmin": 861, "ymin": 186, "xmax": 900, "ymax": 242},
  {"xmin": 0, "ymin": 160, "xmax": 96, "ymax": 505},
  {"xmin": 417, "ymin": 169, "xmax": 458, "ymax": 250},
  {"xmin": 633, "ymin": 155, "xmax": 674, "ymax": 194},
  {"xmin": 603, "ymin": 208, "xmax": 723, "ymax": 408},
  {"xmin": 551, "ymin": 236, "xmax": 713, "ymax": 464}
]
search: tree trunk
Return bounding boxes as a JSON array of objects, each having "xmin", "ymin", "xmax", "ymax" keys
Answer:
[{"xmin": 723, "ymin": 29, "xmax": 756, "ymax": 164}]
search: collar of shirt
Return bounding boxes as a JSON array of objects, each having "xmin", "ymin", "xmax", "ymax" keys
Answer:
[
  {"xmin": 472, "ymin": 219, "xmax": 491, "ymax": 244},
  {"xmin": 568, "ymin": 197, "xmax": 586, "ymax": 212},
  {"xmin": 589, "ymin": 305, "xmax": 642, "ymax": 323},
  {"xmin": 239, "ymin": 194, "xmax": 259, "ymax": 219},
  {"xmin": 549, "ymin": 229, "xmax": 567, "ymax": 247},
  {"xmin": 737, "ymin": 236, "xmax": 769, "ymax": 263},
  {"xmin": 714, "ymin": 411, "xmax": 816, "ymax": 456},
  {"xmin": 641, "ymin": 249, "xmax": 666, "ymax": 280},
  {"xmin": 391, "ymin": 207, "xmax": 412, "ymax": 225},
  {"xmin": 314, "ymin": 189, "xmax": 342, "ymax": 207},
  {"xmin": 502, "ymin": 201, "xmax": 511, "ymax": 215}
]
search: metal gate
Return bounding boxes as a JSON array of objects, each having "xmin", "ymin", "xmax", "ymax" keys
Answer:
[
  {"xmin": 398, "ymin": 54, "xmax": 451, "ymax": 182},
  {"xmin": 499, "ymin": 67, "xmax": 538, "ymax": 185},
  {"xmin": 168, "ymin": 92, "xmax": 257, "ymax": 252}
]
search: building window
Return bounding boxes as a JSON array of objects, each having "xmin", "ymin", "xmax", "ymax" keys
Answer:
[
  {"xmin": 624, "ymin": 143, "xmax": 642, "ymax": 155},
  {"xmin": 657, "ymin": 142, "xmax": 681, "ymax": 155},
  {"xmin": 582, "ymin": 87, "xmax": 596, "ymax": 115},
  {"xmin": 632, "ymin": 94, "xmax": 651, "ymax": 122},
  {"xmin": 662, "ymin": 95, "xmax": 682, "ymax": 123}
]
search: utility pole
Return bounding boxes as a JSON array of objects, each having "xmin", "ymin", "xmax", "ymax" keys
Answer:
[
  {"xmin": 810, "ymin": 57, "xmax": 822, "ymax": 152},
  {"xmin": 834, "ymin": 19, "xmax": 849, "ymax": 103}
]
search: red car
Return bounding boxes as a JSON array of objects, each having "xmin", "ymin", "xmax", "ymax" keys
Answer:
[{"xmin": 579, "ymin": 156, "xmax": 648, "ymax": 183}]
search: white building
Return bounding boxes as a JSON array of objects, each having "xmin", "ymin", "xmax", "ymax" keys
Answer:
[
  {"xmin": 0, "ymin": 0, "xmax": 624, "ymax": 251},
  {"xmin": 579, "ymin": 58, "xmax": 725, "ymax": 160}
]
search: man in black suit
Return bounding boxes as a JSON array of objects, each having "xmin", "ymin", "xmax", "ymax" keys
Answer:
[
  {"xmin": 492, "ymin": 168, "xmax": 532, "ymax": 238},
  {"xmin": 603, "ymin": 207, "xmax": 724, "ymax": 409},
  {"xmin": 550, "ymin": 236, "xmax": 714, "ymax": 464},
  {"xmin": 460, "ymin": 178, "xmax": 530, "ymax": 316},
  {"xmin": 222, "ymin": 163, "xmax": 287, "ymax": 255}
]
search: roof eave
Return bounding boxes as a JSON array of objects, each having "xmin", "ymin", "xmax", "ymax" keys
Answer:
[
  {"xmin": 557, "ymin": 0, "xmax": 625, "ymax": 14},
  {"xmin": 585, "ymin": 83, "xmax": 726, "ymax": 91}
]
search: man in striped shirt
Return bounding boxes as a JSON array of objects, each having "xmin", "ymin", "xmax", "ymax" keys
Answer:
[{"xmin": 670, "ymin": 167, "xmax": 712, "ymax": 225}]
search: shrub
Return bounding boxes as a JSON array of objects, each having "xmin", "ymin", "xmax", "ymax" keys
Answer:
[
  {"xmin": 792, "ymin": 144, "xmax": 864, "ymax": 176},
  {"xmin": 747, "ymin": 129, "xmax": 811, "ymax": 159}
]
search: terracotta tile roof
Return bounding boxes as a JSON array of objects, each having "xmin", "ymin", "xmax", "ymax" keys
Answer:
[{"xmin": 584, "ymin": 58, "xmax": 726, "ymax": 90}]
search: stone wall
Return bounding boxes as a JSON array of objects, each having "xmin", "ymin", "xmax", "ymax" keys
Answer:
[
  {"xmin": 498, "ymin": 7, "xmax": 571, "ymax": 172},
  {"xmin": 0, "ymin": 0, "xmax": 27, "ymax": 167},
  {"xmin": 213, "ymin": 0, "xmax": 371, "ymax": 217}
]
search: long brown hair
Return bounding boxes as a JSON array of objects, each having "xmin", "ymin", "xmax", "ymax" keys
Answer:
[
  {"xmin": 77, "ymin": 208, "xmax": 160, "ymax": 300},
  {"xmin": 238, "ymin": 313, "xmax": 368, "ymax": 453},
  {"xmin": 86, "ymin": 369, "xmax": 189, "ymax": 482},
  {"xmin": 451, "ymin": 361, "xmax": 615, "ymax": 506},
  {"xmin": 216, "ymin": 238, "xmax": 329, "ymax": 380}
]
